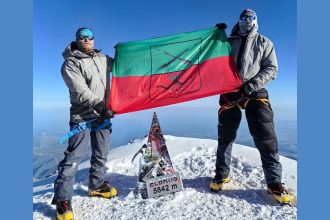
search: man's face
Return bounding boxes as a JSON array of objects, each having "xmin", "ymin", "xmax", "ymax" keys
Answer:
[
  {"xmin": 76, "ymin": 29, "xmax": 95, "ymax": 53},
  {"xmin": 240, "ymin": 15, "xmax": 256, "ymax": 22}
]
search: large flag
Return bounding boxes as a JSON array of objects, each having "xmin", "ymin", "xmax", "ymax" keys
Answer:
[{"xmin": 108, "ymin": 27, "xmax": 242, "ymax": 114}]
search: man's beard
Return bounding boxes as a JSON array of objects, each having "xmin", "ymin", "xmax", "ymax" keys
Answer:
[{"xmin": 77, "ymin": 42, "xmax": 94, "ymax": 54}]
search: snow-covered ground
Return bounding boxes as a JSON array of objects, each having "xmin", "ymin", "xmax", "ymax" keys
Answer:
[{"xmin": 33, "ymin": 136, "xmax": 297, "ymax": 220}]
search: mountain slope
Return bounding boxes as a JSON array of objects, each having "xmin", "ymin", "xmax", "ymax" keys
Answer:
[{"xmin": 33, "ymin": 136, "xmax": 297, "ymax": 220}]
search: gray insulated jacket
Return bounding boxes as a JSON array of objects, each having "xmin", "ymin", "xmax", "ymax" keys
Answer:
[
  {"xmin": 228, "ymin": 24, "xmax": 278, "ymax": 91},
  {"xmin": 61, "ymin": 42, "xmax": 112, "ymax": 122}
]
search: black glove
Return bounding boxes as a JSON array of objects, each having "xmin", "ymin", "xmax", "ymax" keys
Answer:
[
  {"xmin": 102, "ymin": 109, "xmax": 115, "ymax": 119},
  {"xmin": 240, "ymin": 82, "xmax": 255, "ymax": 97},
  {"xmin": 93, "ymin": 101, "xmax": 115, "ymax": 119},
  {"xmin": 215, "ymin": 23, "xmax": 227, "ymax": 29}
]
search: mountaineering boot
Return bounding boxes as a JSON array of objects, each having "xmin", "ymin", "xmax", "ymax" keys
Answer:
[
  {"xmin": 56, "ymin": 200, "xmax": 74, "ymax": 220},
  {"xmin": 210, "ymin": 173, "xmax": 230, "ymax": 191},
  {"xmin": 89, "ymin": 181, "xmax": 117, "ymax": 199},
  {"xmin": 267, "ymin": 182, "xmax": 291, "ymax": 205}
]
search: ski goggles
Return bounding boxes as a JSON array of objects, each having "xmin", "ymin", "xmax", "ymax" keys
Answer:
[
  {"xmin": 76, "ymin": 28, "xmax": 94, "ymax": 41},
  {"xmin": 78, "ymin": 35, "xmax": 94, "ymax": 41},
  {"xmin": 240, "ymin": 15, "xmax": 256, "ymax": 21}
]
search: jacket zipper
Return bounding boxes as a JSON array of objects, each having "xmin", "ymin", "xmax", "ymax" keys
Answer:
[
  {"xmin": 239, "ymin": 33, "xmax": 252, "ymax": 80},
  {"xmin": 92, "ymin": 55, "xmax": 100, "ymax": 73},
  {"xmin": 92, "ymin": 56, "xmax": 106, "ymax": 92}
]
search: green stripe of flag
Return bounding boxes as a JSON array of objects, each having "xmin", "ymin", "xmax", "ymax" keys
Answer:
[{"xmin": 113, "ymin": 27, "xmax": 230, "ymax": 77}]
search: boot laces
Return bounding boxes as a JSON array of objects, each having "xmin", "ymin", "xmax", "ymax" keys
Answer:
[
  {"xmin": 57, "ymin": 200, "xmax": 72, "ymax": 214},
  {"xmin": 62, "ymin": 201, "xmax": 71, "ymax": 210},
  {"xmin": 98, "ymin": 181, "xmax": 111, "ymax": 192},
  {"xmin": 279, "ymin": 183, "xmax": 288, "ymax": 194}
]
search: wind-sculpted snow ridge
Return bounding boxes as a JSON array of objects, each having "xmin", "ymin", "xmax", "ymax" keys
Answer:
[{"xmin": 33, "ymin": 136, "xmax": 297, "ymax": 220}]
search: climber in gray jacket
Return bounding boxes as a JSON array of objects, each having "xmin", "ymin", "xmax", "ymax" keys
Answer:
[
  {"xmin": 211, "ymin": 9, "xmax": 292, "ymax": 205},
  {"xmin": 52, "ymin": 27, "xmax": 117, "ymax": 220}
]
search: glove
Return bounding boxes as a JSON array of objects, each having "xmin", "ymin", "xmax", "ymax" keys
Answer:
[
  {"xmin": 93, "ymin": 101, "xmax": 115, "ymax": 119},
  {"xmin": 240, "ymin": 82, "xmax": 255, "ymax": 97},
  {"xmin": 215, "ymin": 23, "xmax": 227, "ymax": 29},
  {"xmin": 102, "ymin": 109, "xmax": 115, "ymax": 119}
]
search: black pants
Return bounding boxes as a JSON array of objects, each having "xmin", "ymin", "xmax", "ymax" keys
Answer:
[{"xmin": 215, "ymin": 89, "xmax": 282, "ymax": 185}]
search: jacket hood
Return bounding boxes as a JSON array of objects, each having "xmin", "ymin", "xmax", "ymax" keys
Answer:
[{"xmin": 62, "ymin": 42, "xmax": 101, "ymax": 59}]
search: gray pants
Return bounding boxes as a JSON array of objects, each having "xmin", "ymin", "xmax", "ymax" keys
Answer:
[
  {"xmin": 52, "ymin": 121, "xmax": 110, "ymax": 202},
  {"xmin": 216, "ymin": 92, "xmax": 282, "ymax": 185}
]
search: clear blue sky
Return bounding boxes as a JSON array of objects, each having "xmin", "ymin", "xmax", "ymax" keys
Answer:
[{"xmin": 33, "ymin": 0, "xmax": 296, "ymax": 114}]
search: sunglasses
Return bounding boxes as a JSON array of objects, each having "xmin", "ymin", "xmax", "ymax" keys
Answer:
[
  {"xmin": 241, "ymin": 15, "xmax": 256, "ymax": 21},
  {"xmin": 78, "ymin": 35, "xmax": 94, "ymax": 41}
]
